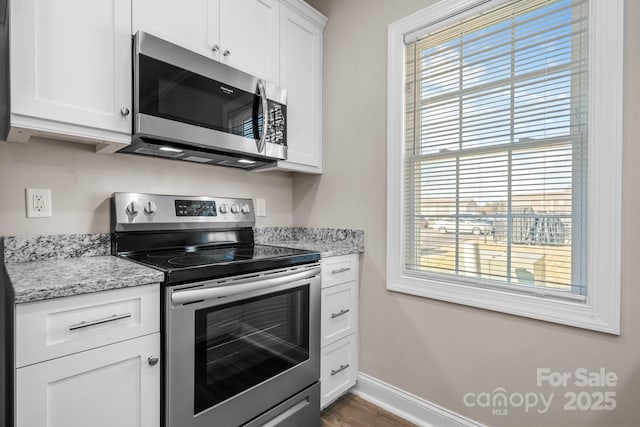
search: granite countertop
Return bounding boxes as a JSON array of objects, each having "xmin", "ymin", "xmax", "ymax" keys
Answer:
[
  {"xmin": 3, "ymin": 227, "xmax": 364, "ymax": 304},
  {"xmin": 5, "ymin": 256, "xmax": 165, "ymax": 304},
  {"xmin": 255, "ymin": 227, "xmax": 364, "ymax": 257},
  {"xmin": 261, "ymin": 241, "xmax": 361, "ymax": 257}
]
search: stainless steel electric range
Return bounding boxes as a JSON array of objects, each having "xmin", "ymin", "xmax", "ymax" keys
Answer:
[{"xmin": 111, "ymin": 192, "xmax": 322, "ymax": 427}]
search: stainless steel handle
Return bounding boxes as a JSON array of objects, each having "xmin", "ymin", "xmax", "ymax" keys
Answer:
[
  {"xmin": 222, "ymin": 49, "xmax": 230, "ymax": 57},
  {"xmin": 331, "ymin": 364, "xmax": 350, "ymax": 376},
  {"xmin": 256, "ymin": 79, "xmax": 269, "ymax": 154},
  {"xmin": 69, "ymin": 313, "xmax": 132, "ymax": 331},
  {"xmin": 148, "ymin": 356, "xmax": 159, "ymax": 366},
  {"xmin": 120, "ymin": 107, "xmax": 130, "ymax": 116},
  {"xmin": 331, "ymin": 308, "xmax": 350, "ymax": 319},
  {"xmin": 172, "ymin": 266, "xmax": 320, "ymax": 305},
  {"xmin": 212, "ymin": 44, "xmax": 219, "ymax": 53},
  {"xmin": 331, "ymin": 267, "xmax": 351, "ymax": 275}
]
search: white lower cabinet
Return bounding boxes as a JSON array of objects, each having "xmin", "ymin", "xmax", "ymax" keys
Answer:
[
  {"xmin": 14, "ymin": 284, "xmax": 161, "ymax": 427},
  {"xmin": 320, "ymin": 334, "xmax": 358, "ymax": 408},
  {"xmin": 320, "ymin": 254, "xmax": 359, "ymax": 409},
  {"xmin": 16, "ymin": 333, "xmax": 160, "ymax": 427}
]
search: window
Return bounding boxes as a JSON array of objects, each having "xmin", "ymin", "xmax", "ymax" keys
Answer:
[{"xmin": 387, "ymin": 0, "xmax": 623, "ymax": 333}]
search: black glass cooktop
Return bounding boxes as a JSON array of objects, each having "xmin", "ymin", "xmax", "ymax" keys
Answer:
[{"xmin": 124, "ymin": 244, "xmax": 320, "ymax": 284}]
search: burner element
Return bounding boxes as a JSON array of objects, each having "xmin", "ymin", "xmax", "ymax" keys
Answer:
[{"xmin": 167, "ymin": 248, "xmax": 253, "ymax": 266}]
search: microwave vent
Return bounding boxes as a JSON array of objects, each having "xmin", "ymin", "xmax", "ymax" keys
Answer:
[
  {"xmin": 134, "ymin": 146, "xmax": 182, "ymax": 158},
  {"xmin": 183, "ymin": 156, "xmax": 213, "ymax": 163}
]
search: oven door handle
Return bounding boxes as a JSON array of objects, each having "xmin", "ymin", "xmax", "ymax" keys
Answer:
[{"xmin": 171, "ymin": 266, "xmax": 320, "ymax": 306}]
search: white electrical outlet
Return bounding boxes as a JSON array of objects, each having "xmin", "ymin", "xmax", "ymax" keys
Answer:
[
  {"xmin": 256, "ymin": 198, "xmax": 266, "ymax": 217},
  {"xmin": 26, "ymin": 188, "xmax": 52, "ymax": 218}
]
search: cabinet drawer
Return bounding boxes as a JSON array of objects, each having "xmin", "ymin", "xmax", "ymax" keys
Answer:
[
  {"xmin": 320, "ymin": 334, "xmax": 358, "ymax": 409},
  {"xmin": 16, "ymin": 284, "xmax": 160, "ymax": 368},
  {"xmin": 321, "ymin": 281, "xmax": 358, "ymax": 347},
  {"xmin": 321, "ymin": 254, "xmax": 358, "ymax": 288}
]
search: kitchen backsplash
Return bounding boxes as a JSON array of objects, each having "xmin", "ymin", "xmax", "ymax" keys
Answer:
[
  {"xmin": 3, "ymin": 233, "xmax": 110, "ymax": 263},
  {"xmin": 3, "ymin": 227, "xmax": 364, "ymax": 264},
  {"xmin": 254, "ymin": 227, "xmax": 364, "ymax": 248}
]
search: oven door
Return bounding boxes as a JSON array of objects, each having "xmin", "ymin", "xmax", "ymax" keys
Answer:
[{"xmin": 165, "ymin": 264, "xmax": 320, "ymax": 427}]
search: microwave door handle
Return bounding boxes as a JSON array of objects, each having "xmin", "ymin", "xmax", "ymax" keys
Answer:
[{"xmin": 257, "ymin": 79, "xmax": 269, "ymax": 153}]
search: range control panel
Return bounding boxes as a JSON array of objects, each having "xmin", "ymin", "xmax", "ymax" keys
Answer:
[
  {"xmin": 112, "ymin": 192, "xmax": 255, "ymax": 231},
  {"xmin": 175, "ymin": 199, "xmax": 217, "ymax": 217}
]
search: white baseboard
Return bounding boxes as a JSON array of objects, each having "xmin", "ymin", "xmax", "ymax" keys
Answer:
[{"xmin": 351, "ymin": 372, "xmax": 484, "ymax": 427}]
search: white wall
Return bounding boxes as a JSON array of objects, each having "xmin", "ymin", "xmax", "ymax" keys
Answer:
[
  {"xmin": 0, "ymin": 137, "xmax": 293, "ymax": 236},
  {"xmin": 297, "ymin": 0, "xmax": 640, "ymax": 425}
]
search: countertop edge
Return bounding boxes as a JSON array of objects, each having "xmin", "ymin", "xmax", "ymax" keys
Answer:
[{"xmin": 5, "ymin": 256, "xmax": 165, "ymax": 305}]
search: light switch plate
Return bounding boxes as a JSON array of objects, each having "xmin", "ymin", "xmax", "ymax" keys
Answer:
[{"xmin": 256, "ymin": 198, "xmax": 266, "ymax": 217}]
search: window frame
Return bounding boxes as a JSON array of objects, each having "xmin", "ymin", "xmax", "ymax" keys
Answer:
[{"xmin": 386, "ymin": 0, "xmax": 623, "ymax": 334}]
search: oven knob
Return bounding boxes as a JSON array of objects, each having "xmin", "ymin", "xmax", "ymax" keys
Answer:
[
  {"xmin": 126, "ymin": 201, "xmax": 140, "ymax": 216},
  {"xmin": 241, "ymin": 203, "xmax": 251, "ymax": 214},
  {"xmin": 144, "ymin": 201, "xmax": 158, "ymax": 215},
  {"xmin": 219, "ymin": 203, "xmax": 229, "ymax": 214},
  {"xmin": 230, "ymin": 203, "xmax": 239, "ymax": 214}
]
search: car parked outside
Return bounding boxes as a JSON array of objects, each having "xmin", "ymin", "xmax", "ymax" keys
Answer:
[{"xmin": 431, "ymin": 217, "xmax": 494, "ymax": 235}]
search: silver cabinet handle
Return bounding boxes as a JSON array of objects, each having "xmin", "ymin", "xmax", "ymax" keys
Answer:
[
  {"xmin": 256, "ymin": 79, "xmax": 269, "ymax": 154},
  {"xmin": 69, "ymin": 313, "xmax": 132, "ymax": 331},
  {"xmin": 222, "ymin": 49, "xmax": 230, "ymax": 57},
  {"xmin": 148, "ymin": 356, "xmax": 159, "ymax": 366},
  {"xmin": 331, "ymin": 364, "xmax": 350, "ymax": 376},
  {"xmin": 212, "ymin": 44, "xmax": 219, "ymax": 53},
  {"xmin": 331, "ymin": 267, "xmax": 350, "ymax": 275},
  {"xmin": 331, "ymin": 308, "xmax": 350, "ymax": 319},
  {"xmin": 120, "ymin": 107, "xmax": 130, "ymax": 117}
]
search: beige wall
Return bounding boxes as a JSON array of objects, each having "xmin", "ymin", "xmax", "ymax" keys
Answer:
[
  {"xmin": 298, "ymin": 0, "xmax": 640, "ymax": 425},
  {"xmin": 0, "ymin": 138, "xmax": 293, "ymax": 236}
]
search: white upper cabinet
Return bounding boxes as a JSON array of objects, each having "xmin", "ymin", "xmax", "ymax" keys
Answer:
[
  {"xmin": 3, "ymin": 0, "xmax": 325, "ymax": 168},
  {"xmin": 219, "ymin": 0, "xmax": 279, "ymax": 83},
  {"xmin": 8, "ymin": 0, "xmax": 132, "ymax": 151},
  {"xmin": 132, "ymin": 0, "xmax": 218, "ymax": 60},
  {"xmin": 133, "ymin": 0, "xmax": 278, "ymax": 82},
  {"xmin": 269, "ymin": 1, "xmax": 326, "ymax": 173}
]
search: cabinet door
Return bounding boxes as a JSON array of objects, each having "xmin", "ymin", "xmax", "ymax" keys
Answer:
[
  {"xmin": 132, "ymin": 0, "xmax": 220, "ymax": 59},
  {"xmin": 219, "ymin": 0, "xmax": 279, "ymax": 82},
  {"xmin": 10, "ymin": 0, "xmax": 132, "ymax": 138},
  {"xmin": 277, "ymin": 5, "xmax": 323, "ymax": 172},
  {"xmin": 16, "ymin": 333, "xmax": 160, "ymax": 427}
]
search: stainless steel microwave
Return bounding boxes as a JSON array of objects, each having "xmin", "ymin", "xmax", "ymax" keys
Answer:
[{"xmin": 120, "ymin": 31, "xmax": 287, "ymax": 170}]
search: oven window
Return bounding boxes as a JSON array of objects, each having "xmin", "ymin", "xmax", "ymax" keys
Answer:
[{"xmin": 193, "ymin": 285, "xmax": 310, "ymax": 414}]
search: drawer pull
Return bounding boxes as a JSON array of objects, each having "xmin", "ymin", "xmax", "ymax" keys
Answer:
[
  {"xmin": 69, "ymin": 313, "xmax": 132, "ymax": 331},
  {"xmin": 331, "ymin": 309, "xmax": 351, "ymax": 319},
  {"xmin": 331, "ymin": 364, "xmax": 350, "ymax": 376},
  {"xmin": 331, "ymin": 267, "xmax": 351, "ymax": 275}
]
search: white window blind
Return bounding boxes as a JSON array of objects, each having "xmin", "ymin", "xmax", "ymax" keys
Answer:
[{"xmin": 403, "ymin": 0, "xmax": 588, "ymax": 299}]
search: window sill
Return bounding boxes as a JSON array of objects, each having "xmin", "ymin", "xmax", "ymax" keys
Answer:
[{"xmin": 387, "ymin": 274, "xmax": 618, "ymax": 334}]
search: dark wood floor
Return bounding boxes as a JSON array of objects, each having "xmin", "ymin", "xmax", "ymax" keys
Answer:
[{"xmin": 321, "ymin": 394, "xmax": 417, "ymax": 427}]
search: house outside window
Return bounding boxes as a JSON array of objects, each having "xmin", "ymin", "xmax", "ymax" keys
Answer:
[{"xmin": 387, "ymin": 0, "xmax": 623, "ymax": 334}]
